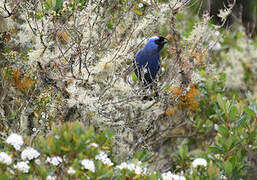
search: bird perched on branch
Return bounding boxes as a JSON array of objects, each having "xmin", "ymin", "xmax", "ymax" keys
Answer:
[{"xmin": 134, "ymin": 35, "xmax": 167, "ymax": 99}]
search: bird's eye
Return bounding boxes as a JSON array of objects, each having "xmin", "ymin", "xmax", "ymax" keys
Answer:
[
  {"xmin": 155, "ymin": 39, "xmax": 161, "ymax": 45},
  {"xmin": 159, "ymin": 36, "xmax": 165, "ymax": 41}
]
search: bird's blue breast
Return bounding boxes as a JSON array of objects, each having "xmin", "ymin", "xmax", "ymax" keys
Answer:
[
  {"xmin": 135, "ymin": 48, "xmax": 160, "ymax": 84},
  {"xmin": 133, "ymin": 36, "xmax": 166, "ymax": 87}
]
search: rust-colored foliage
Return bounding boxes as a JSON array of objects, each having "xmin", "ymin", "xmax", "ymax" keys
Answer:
[
  {"xmin": 169, "ymin": 84, "xmax": 200, "ymax": 110},
  {"xmin": 2, "ymin": 32, "xmax": 11, "ymax": 42},
  {"xmin": 165, "ymin": 108, "xmax": 176, "ymax": 116},
  {"xmin": 192, "ymin": 50, "xmax": 206, "ymax": 65},
  {"xmin": 56, "ymin": 31, "xmax": 70, "ymax": 44},
  {"xmin": 13, "ymin": 69, "xmax": 35, "ymax": 92}
]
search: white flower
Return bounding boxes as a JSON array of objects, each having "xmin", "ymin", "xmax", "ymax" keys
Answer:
[
  {"xmin": 95, "ymin": 151, "xmax": 113, "ymax": 166},
  {"xmin": 67, "ymin": 167, "xmax": 76, "ymax": 175},
  {"xmin": 0, "ymin": 152, "xmax": 12, "ymax": 165},
  {"xmin": 88, "ymin": 143, "xmax": 98, "ymax": 148},
  {"xmin": 127, "ymin": 163, "xmax": 136, "ymax": 171},
  {"xmin": 46, "ymin": 175, "xmax": 56, "ymax": 180},
  {"xmin": 192, "ymin": 158, "xmax": 207, "ymax": 168},
  {"xmin": 14, "ymin": 161, "xmax": 30, "ymax": 173},
  {"xmin": 221, "ymin": 174, "xmax": 227, "ymax": 180},
  {"xmin": 215, "ymin": 31, "xmax": 220, "ymax": 36},
  {"xmin": 116, "ymin": 162, "xmax": 127, "ymax": 170},
  {"xmin": 138, "ymin": 3, "xmax": 144, "ymax": 8},
  {"xmin": 21, "ymin": 147, "xmax": 40, "ymax": 160},
  {"xmin": 134, "ymin": 165, "xmax": 142, "ymax": 175},
  {"xmin": 35, "ymin": 159, "xmax": 41, "ymax": 165},
  {"xmin": 116, "ymin": 162, "xmax": 145, "ymax": 175},
  {"xmin": 46, "ymin": 156, "xmax": 63, "ymax": 166},
  {"xmin": 214, "ymin": 124, "xmax": 218, "ymax": 131},
  {"xmin": 116, "ymin": 162, "xmax": 131, "ymax": 170},
  {"xmin": 162, "ymin": 171, "xmax": 186, "ymax": 180},
  {"xmin": 6, "ymin": 133, "xmax": 24, "ymax": 151},
  {"xmin": 81, "ymin": 159, "xmax": 95, "ymax": 172},
  {"xmin": 9, "ymin": 168, "xmax": 15, "ymax": 174}
]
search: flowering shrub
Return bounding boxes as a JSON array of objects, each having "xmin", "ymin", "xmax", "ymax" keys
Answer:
[
  {"xmin": 0, "ymin": 122, "xmax": 188, "ymax": 179},
  {"xmin": 6, "ymin": 133, "xmax": 24, "ymax": 151}
]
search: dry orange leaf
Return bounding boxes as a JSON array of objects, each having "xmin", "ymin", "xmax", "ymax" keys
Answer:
[
  {"xmin": 13, "ymin": 70, "xmax": 35, "ymax": 92},
  {"xmin": 169, "ymin": 84, "xmax": 200, "ymax": 110},
  {"xmin": 192, "ymin": 50, "xmax": 206, "ymax": 65},
  {"xmin": 103, "ymin": 64, "xmax": 111, "ymax": 69},
  {"xmin": 165, "ymin": 108, "xmax": 175, "ymax": 116},
  {"xmin": 57, "ymin": 31, "xmax": 70, "ymax": 43}
]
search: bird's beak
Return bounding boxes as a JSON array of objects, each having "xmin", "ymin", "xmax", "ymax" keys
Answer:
[{"xmin": 163, "ymin": 38, "xmax": 168, "ymax": 44}]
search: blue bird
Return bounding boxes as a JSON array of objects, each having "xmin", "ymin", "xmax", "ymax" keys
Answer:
[{"xmin": 134, "ymin": 35, "xmax": 167, "ymax": 88}]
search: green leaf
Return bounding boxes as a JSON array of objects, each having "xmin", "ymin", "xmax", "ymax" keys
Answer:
[
  {"xmin": 54, "ymin": 0, "xmax": 63, "ymax": 12},
  {"xmin": 243, "ymin": 106, "xmax": 256, "ymax": 117},
  {"xmin": 208, "ymin": 146, "xmax": 224, "ymax": 154},
  {"xmin": 219, "ymin": 73, "xmax": 226, "ymax": 84},
  {"xmin": 218, "ymin": 125, "xmax": 229, "ymax": 137},
  {"xmin": 224, "ymin": 136, "xmax": 232, "ymax": 150},
  {"xmin": 79, "ymin": 0, "xmax": 86, "ymax": 6},
  {"xmin": 45, "ymin": 0, "xmax": 56, "ymax": 10},
  {"xmin": 223, "ymin": 161, "xmax": 233, "ymax": 175},
  {"xmin": 179, "ymin": 146, "xmax": 188, "ymax": 160},
  {"xmin": 131, "ymin": 72, "xmax": 138, "ymax": 82},
  {"xmin": 133, "ymin": 7, "xmax": 143, "ymax": 16},
  {"xmin": 8, "ymin": 110, "xmax": 17, "ymax": 120},
  {"xmin": 235, "ymin": 115, "xmax": 247, "ymax": 129},
  {"xmin": 229, "ymin": 106, "xmax": 238, "ymax": 119},
  {"xmin": 249, "ymin": 130, "xmax": 257, "ymax": 142},
  {"xmin": 225, "ymin": 100, "xmax": 231, "ymax": 115},
  {"xmin": 217, "ymin": 94, "xmax": 226, "ymax": 112},
  {"xmin": 206, "ymin": 78, "xmax": 212, "ymax": 90},
  {"xmin": 134, "ymin": 150, "xmax": 150, "ymax": 161},
  {"xmin": 107, "ymin": 21, "xmax": 113, "ymax": 29}
]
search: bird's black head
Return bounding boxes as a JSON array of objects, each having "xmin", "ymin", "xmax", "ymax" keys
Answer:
[
  {"xmin": 154, "ymin": 36, "xmax": 168, "ymax": 46},
  {"xmin": 144, "ymin": 35, "xmax": 168, "ymax": 54}
]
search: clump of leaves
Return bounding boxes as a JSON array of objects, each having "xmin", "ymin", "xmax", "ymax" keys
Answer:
[{"xmin": 169, "ymin": 83, "xmax": 200, "ymax": 110}]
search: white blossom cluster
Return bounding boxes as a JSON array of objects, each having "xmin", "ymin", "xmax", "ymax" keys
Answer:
[
  {"xmin": 6, "ymin": 133, "xmax": 24, "ymax": 151},
  {"xmin": 95, "ymin": 151, "xmax": 113, "ymax": 166},
  {"xmin": 162, "ymin": 171, "xmax": 186, "ymax": 180},
  {"xmin": 14, "ymin": 161, "xmax": 30, "ymax": 173},
  {"xmin": 67, "ymin": 167, "xmax": 76, "ymax": 175},
  {"xmin": 192, "ymin": 158, "xmax": 207, "ymax": 168},
  {"xmin": 21, "ymin": 147, "xmax": 40, "ymax": 160},
  {"xmin": 116, "ymin": 161, "xmax": 147, "ymax": 175},
  {"xmin": 46, "ymin": 175, "xmax": 56, "ymax": 180},
  {"xmin": 81, "ymin": 159, "xmax": 95, "ymax": 173},
  {"xmin": 138, "ymin": 0, "xmax": 152, "ymax": 8},
  {"xmin": 46, "ymin": 156, "xmax": 63, "ymax": 166},
  {"xmin": 88, "ymin": 142, "xmax": 98, "ymax": 148},
  {"xmin": 0, "ymin": 152, "xmax": 12, "ymax": 165}
]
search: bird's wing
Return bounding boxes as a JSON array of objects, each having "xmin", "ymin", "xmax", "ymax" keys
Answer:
[{"xmin": 135, "ymin": 49, "xmax": 147, "ymax": 67}]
